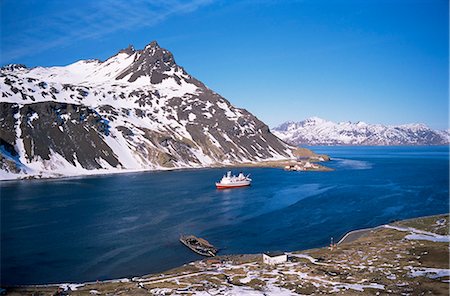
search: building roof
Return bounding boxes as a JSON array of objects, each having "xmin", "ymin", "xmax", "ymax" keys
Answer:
[{"xmin": 263, "ymin": 251, "xmax": 285, "ymax": 257}]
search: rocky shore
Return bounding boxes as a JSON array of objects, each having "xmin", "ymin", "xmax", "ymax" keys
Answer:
[
  {"xmin": 1, "ymin": 147, "xmax": 332, "ymax": 181},
  {"xmin": 5, "ymin": 214, "xmax": 449, "ymax": 295},
  {"xmin": 208, "ymin": 147, "xmax": 332, "ymax": 171}
]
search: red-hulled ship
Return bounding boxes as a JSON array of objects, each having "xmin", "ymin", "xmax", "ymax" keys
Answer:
[{"xmin": 215, "ymin": 171, "xmax": 251, "ymax": 189}]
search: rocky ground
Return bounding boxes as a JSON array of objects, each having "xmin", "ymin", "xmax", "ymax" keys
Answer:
[
  {"xmin": 220, "ymin": 159, "xmax": 333, "ymax": 172},
  {"xmin": 219, "ymin": 147, "xmax": 333, "ymax": 172},
  {"xmin": 6, "ymin": 214, "xmax": 449, "ymax": 295}
]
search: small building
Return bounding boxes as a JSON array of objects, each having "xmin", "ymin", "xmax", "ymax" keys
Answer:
[
  {"xmin": 262, "ymin": 251, "xmax": 288, "ymax": 265},
  {"xmin": 304, "ymin": 161, "xmax": 312, "ymax": 168}
]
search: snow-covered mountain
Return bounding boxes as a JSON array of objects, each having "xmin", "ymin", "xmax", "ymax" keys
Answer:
[
  {"xmin": 272, "ymin": 117, "xmax": 450, "ymax": 146},
  {"xmin": 0, "ymin": 41, "xmax": 295, "ymax": 180}
]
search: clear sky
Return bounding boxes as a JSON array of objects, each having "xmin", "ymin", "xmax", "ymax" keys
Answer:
[{"xmin": 1, "ymin": 0, "xmax": 448, "ymax": 129}]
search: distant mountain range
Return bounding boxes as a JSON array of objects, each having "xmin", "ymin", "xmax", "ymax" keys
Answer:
[
  {"xmin": 0, "ymin": 41, "xmax": 296, "ymax": 180},
  {"xmin": 272, "ymin": 117, "xmax": 450, "ymax": 146}
]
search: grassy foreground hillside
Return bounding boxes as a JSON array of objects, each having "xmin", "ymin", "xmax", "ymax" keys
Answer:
[{"xmin": 6, "ymin": 214, "xmax": 449, "ymax": 295}]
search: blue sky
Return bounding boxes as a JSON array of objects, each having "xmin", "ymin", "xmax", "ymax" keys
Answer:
[{"xmin": 1, "ymin": 0, "xmax": 448, "ymax": 129}]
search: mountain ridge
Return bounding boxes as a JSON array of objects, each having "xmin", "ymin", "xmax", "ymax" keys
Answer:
[
  {"xmin": 272, "ymin": 117, "xmax": 449, "ymax": 146},
  {"xmin": 0, "ymin": 41, "xmax": 296, "ymax": 180}
]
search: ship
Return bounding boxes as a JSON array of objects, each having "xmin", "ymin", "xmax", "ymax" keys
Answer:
[
  {"xmin": 179, "ymin": 235, "xmax": 218, "ymax": 257},
  {"xmin": 215, "ymin": 171, "xmax": 251, "ymax": 189}
]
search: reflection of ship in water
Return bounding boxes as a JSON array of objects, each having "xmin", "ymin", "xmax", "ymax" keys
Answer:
[{"xmin": 179, "ymin": 235, "xmax": 218, "ymax": 257}]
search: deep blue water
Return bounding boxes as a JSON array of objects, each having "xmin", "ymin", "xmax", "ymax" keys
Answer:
[{"xmin": 1, "ymin": 146, "xmax": 449, "ymax": 285}]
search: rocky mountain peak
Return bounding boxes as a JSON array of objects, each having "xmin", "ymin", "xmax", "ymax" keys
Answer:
[
  {"xmin": 118, "ymin": 44, "xmax": 135, "ymax": 55},
  {"xmin": 1, "ymin": 64, "xmax": 27, "ymax": 71},
  {"xmin": 272, "ymin": 121, "xmax": 295, "ymax": 132},
  {"xmin": 145, "ymin": 40, "xmax": 160, "ymax": 49},
  {"xmin": 116, "ymin": 41, "xmax": 178, "ymax": 83},
  {"xmin": 303, "ymin": 116, "xmax": 328, "ymax": 125},
  {"xmin": 140, "ymin": 41, "xmax": 176, "ymax": 67}
]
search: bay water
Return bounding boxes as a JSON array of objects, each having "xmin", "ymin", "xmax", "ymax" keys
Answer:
[{"xmin": 1, "ymin": 146, "xmax": 448, "ymax": 285}]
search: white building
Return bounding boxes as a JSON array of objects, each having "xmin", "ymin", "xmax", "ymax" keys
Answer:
[{"xmin": 262, "ymin": 252, "xmax": 288, "ymax": 265}]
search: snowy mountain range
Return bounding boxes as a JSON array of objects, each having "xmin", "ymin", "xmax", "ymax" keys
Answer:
[
  {"xmin": 0, "ymin": 41, "xmax": 295, "ymax": 180},
  {"xmin": 272, "ymin": 117, "xmax": 450, "ymax": 146}
]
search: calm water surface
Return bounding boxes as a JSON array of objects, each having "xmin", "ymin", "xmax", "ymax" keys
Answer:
[{"xmin": 1, "ymin": 146, "xmax": 448, "ymax": 285}]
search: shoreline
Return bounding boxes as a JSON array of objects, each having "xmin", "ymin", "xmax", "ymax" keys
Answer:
[
  {"xmin": 4, "ymin": 213, "xmax": 448, "ymax": 290},
  {"xmin": 337, "ymin": 226, "xmax": 383, "ymax": 245},
  {"xmin": 337, "ymin": 213, "xmax": 450, "ymax": 245},
  {"xmin": 0, "ymin": 156, "xmax": 333, "ymax": 182}
]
